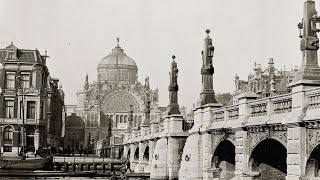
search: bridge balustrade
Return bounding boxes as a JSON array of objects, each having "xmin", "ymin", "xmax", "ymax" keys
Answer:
[
  {"xmin": 271, "ymin": 94, "xmax": 292, "ymax": 114},
  {"xmin": 212, "ymin": 108, "xmax": 225, "ymax": 122},
  {"xmin": 306, "ymin": 87, "xmax": 320, "ymax": 109},
  {"xmin": 249, "ymin": 100, "xmax": 268, "ymax": 117},
  {"xmin": 226, "ymin": 106, "xmax": 239, "ymax": 120}
]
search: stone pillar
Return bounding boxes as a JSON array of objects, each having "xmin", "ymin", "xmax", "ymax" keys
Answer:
[
  {"xmin": 234, "ymin": 130, "xmax": 251, "ymax": 179},
  {"xmin": 202, "ymin": 133, "xmax": 213, "ymax": 180},
  {"xmin": 167, "ymin": 55, "xmax": 181, "ymax": 115},
  {"xmin": 130, "ymin": 144, "xmax": 135, "ymax": 172},
  {"xmin": 293, "ymin": 0, "xmax": 320, "ymax": 82},
  {"xmin": 149, "ymin": 140, "xmax": 155, "ymax": 165},
  {"xmin": 286, "ymin": 126, "xmax": 307, "ymax": 180},
  {"xmin": 138, "ymin": 142, "xmax": 144, "ymax": 173},
  {"xmin": 123, "ymin": 145, "xmax": 128, "ymax": 160},
  {"xmin": 200, "ymin": 29, "xmax": 217, "ymax": 105},
  {"xmin": 167, "ymin": 137, "xmax": 183, "ymax": 180},
  {"xmin": 179, "ymin": 134, "xmax": 203, "ymax": 180},
  {"xmin": 150, "ymin": 138, "xmax": 168, "ymax": 179}
]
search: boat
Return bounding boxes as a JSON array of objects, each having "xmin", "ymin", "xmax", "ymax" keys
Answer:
[{"xmin": 0, "ymin": 156, "xmax": 53, "ymax": 170}]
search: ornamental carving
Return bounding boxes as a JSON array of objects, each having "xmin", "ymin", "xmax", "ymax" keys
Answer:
[
  {"xmin": 212, "ymin": 129, "xmax": 235, "ymax": 152},
  {"xmin": 249, "ymin": 131, "xmax": 269, "ymax": 153},
  {"xmin": 308, "ymin": 129, "xmax": 320, "ymax": 155},
  {"xmin": 272, "ymin": 131, "xmax": 287, "ymax": 145},
  {"xmin": 103, "ymin": 91, "xmax": 140, "ymax": 112}
]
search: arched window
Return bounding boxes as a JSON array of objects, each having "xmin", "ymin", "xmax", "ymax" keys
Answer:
[{"xmin": 4, "ymin": 126, "xmax": 13, "ymax": 143}]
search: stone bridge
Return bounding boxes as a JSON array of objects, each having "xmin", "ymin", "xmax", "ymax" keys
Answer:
[
  {"xmin": 122, "ymin": 86, "xmax": 320, "ymax": 179},
  {"xmin": 121, "ymin": 1, "xmax": 320, "ymax": 179}
]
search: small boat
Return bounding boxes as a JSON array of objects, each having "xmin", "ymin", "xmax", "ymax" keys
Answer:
[{"xmin": 0, "ymin": 156, "xmax": 53, "ymax": 170}]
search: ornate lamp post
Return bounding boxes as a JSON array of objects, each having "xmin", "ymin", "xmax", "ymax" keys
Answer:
[{"xmin": 16, "ymin": 76, "xmax": 26, "ymax": 160}]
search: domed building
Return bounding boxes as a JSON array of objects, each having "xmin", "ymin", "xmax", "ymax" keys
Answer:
[
  {"xmin": 66, "ymin": 40, "xmax": 186, "ymax": 155},
  {"xmin": 97, "ymin": 43, "xmax": 138, "ymax": 84}
]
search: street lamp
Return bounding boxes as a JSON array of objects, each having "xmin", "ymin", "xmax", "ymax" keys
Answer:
[{"xmin": 16, "ymin": 76, "xmax": 26, "ymax": 160}]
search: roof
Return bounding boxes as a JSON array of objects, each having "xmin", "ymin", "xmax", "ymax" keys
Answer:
[
  {"xmin": 0, "ymin": 43, "xmax": 44, "ymax": 63},
  {"xmin": 65, "ymin": 113, "xmax": 85, "ymax": 128},
  {"xmin": 98, "ymin": 46, "xmax": 136, "ymax": 68}
]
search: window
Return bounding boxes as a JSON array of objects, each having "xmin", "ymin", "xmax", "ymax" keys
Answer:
[
  {"xmin": 21, "ymin": 73, "xmax": 30, "ymax": 89},
  {"xmin": 5, "ymin": 100, "xmax": 14, "ymax": 118},
  {"xmin": 40, "ymin": 102, "xmax": 43, "ymax": 119},
  {"xmin": 8, "ymin": 52, "xmax": 14, "ymax": 59},
  {"xmin": 6, "ymin": 73, "xmax": 15, "ymax": 89},
  {"xmin": 4, "ymin": 126, "xmax": 13, "ymax": 142},
  {"xmin": 27, "ymin": 101, "xmax": 36, "ymax": 119}
]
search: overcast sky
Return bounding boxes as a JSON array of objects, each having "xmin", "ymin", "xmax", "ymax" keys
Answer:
[{"xmin": 0, "ymin": 0, "xmax": 307, "ymax": 110}]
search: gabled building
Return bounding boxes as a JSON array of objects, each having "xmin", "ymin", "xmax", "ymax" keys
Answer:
[
  {"xmin": 232, "ymin": 58, "xmax": 298, "ymax": 104},
  {"xmin": 0, "ymin": 43, "xmax": 65, "ymax": 156}
]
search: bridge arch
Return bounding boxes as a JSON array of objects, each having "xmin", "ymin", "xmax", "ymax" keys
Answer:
[
  {"xmin": 212, "ymin": 140, "xmax": 235, "ymax": 179},
  {"xmin": 306, "ymin": 143, "xmax": 320, "ymax": 177},
  {"xmin": 250, "ymin": 139, "xmax": 287, "ymax": 179},
  {"xmin": 143, "ymin": 146, "xmax": 149, "ymax": 162},
  {"xmin": 134, "ymin": 147, "xmax": 139, "ymax": 161}
]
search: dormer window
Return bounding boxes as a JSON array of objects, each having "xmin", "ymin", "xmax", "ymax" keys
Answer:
[
  {"xmin": 7, "ymin": 51, "xmax": 17, "ymax": 61},
  {"xmin": 9, "ymin": 52, "xmax": 14, "ymax": 59}
]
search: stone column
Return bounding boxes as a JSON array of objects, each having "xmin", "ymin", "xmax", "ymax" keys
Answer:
[{"xmin": 286, "ymin": 126, "xmax": 307, "ymax": 180}]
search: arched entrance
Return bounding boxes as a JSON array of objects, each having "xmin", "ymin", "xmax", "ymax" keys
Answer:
[
  {"xmin": 212, "ymin": 140, "xmax": 235, "ymax": 179},
  {"xmin": 134, "ymin": 147, "xmax": 139, "ymax": 161},
  {"xmin": 251, "ymin": 139, "xmax": 287, "ymax": 179},
  {"xmin": 306, "ymin": 144, "xmax": 320, "ymax": 177},
  {"xmin": 143, "ymin": 146, "xmax": 149, "ymax": 162}
]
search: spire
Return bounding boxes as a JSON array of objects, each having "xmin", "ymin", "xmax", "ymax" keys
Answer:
[
  {"xmin": 84, "ymin": 74, "xmax": 89, "ymax": 91},
  {"xmin": 200, "ymin": 29, "xmax": 217, "ymax": 105},
  {"xmin": 167, "ymin": 55, "xmax": 181, "ymax": 115}
]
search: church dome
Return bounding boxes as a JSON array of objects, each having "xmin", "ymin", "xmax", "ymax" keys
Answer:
[
  {"xmin": 98, "ymin": 46, "xmax": 136, "ymax": 68},
  {"xmin": 97, "ymin": 43, "xmax": 138, "ymax": 84}
]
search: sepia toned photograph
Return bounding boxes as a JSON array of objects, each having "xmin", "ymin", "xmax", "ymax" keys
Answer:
[{"xmin": 0, "ymin": 0, "xmax": 320, "ymax": 179}]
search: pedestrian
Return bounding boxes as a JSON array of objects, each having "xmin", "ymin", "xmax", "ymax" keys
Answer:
[
  {"xmin": 79, "ymin": 148, "xmax": 83, "ymax": 157},
  {"xmin": 126, "ymin": 159, "xmax": 132, "ymax": 173}
]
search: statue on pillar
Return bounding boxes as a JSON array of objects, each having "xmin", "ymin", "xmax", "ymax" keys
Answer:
[
  {"xmin": 292, "ymin": 0, "xmax": 320, "ymax": 83},
  {"xmin": 126, "ymin": 105, "xmax": 134, "ymax": 131},
  {"xmin": 200, "ymin": 29, "xmax": 217, "ymax": 105},
  {"xmin": 142, "ymin": 92, "xmax": 151, "ymax": 126},
  {"xmin": 168, "ymin": 55, "xmax": 181, "ymax": 115}
]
